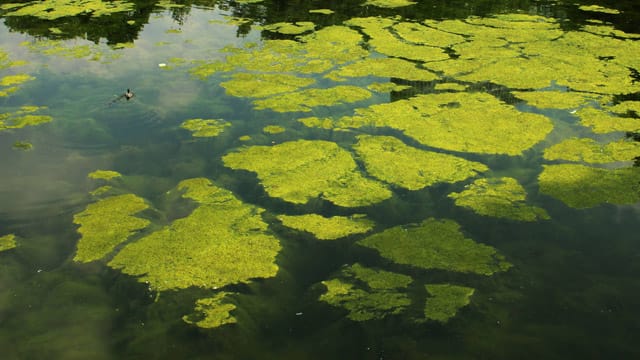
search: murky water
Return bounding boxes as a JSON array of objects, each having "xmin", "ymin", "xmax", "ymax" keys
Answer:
[{"xmin": 1, "ymin": 0, "xmax": 639, "ymax": 359}]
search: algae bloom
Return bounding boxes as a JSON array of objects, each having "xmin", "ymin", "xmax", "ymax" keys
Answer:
[
  {"xmin": 424, "ymin": 284, "xmax": 475, "ymax": 322},
  {"xmin": 222, "ymin": 140, "xmax": 392, "ymax": 207},
  {"xmin": 277, "ymin": 214, "xmax": 374, "ymax": 240},
  {"xmin": 319, "ymin": 263, "xmax": 412, "ymax": 321},
  {"xmin": 73, "ymin": 194, "xmax": 151, "ymax": 263},
  {"xmin": 0, "ymin": 234, "xmax": 17, "ymax": 252},
  {"xmin": 108, "ymin": 178, "xmax": 281, "ymax": 291},
  {"xmin": 358, "ymin": 218, "xmax": 512, "ymax": 275},
  {"xmin": 182, "ymin": 292, "xmax": 238, "ymax": 329},
  {"xmin": 353, "ymin": 135, "xmax": 488, "ymax": 190},
  {"xmin": 448, "ymin": 177, "xmax": 550, "ymax": 221},
  {"xmin": 180, "ymin": 118, "xmax": 231, "ymax": 137},
  {"xmin": 538, "ymin": 164, "xmax": 640, "ymax": 209}
]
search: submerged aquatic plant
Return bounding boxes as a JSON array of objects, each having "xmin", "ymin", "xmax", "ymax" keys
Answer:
[
  {"xmin": 277, "ymin": 214, "xmax": 374, "ymax": 240},
  {"xmin": 12, "ymin": 141, "xmax": 33, "ymax": 151},
  {"xmin": 319, "ymin": 263, "xmax": 412, "ymax": 321},
  {"xmin": 423, "ymin": 284, "xmax": 475, "ymax": 322},
  {"xmin": 0, "ymin": 234, "xmax": 17, "ymax": 252},
  {"xmin": 358, "ymin": 218, "xmax": 512, "ymax": 275},
  {"xmin": 448, "ymin": 177, "xmax": 550, "ymax": 221},
  {"xmin": 182, "ymin": 292, "xmax": 238, "ymax": 329},
  {"xmin": 180, "ymin": 118, "xmax": 231, "ymax": 137},
  {"xmin": 222, "ymin": 140, "xmax": 392, "ymax": 207},
  {"xmin": 88, "ymin": 170, "xmax": 122, "ymax": 181},
  {"xmin": 538, "ymin": 164, "xmax": 640, "ymax": 208}
]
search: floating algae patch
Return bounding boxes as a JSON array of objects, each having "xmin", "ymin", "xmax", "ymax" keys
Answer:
[
  {"xmin": 0, "ymin": 74, "xmax": 34, "ymax": 87},
  {"xmin": 277, "ymin": 214, "xmax": 374, "ymax": 240},
  {"xmin": 262, "ymin": 22, "xmax": 315, "ymax": 35},
  {"xmin": 363, "ymin": 0, "xmax": 416, "ymax": 8},
  {"xmin": 88, "ymin": 170, "xmax": 122, "ymax": 181},
  {"xmin": 252, "ymin": 86, "xmax": 371, "ymax": 112},
  {"xmin": 108, "ymin": 178, "xmax": 281, "ymax": 291},
  {"xmin": 319, "ymin": 263, "xmax": 412, "ymax": 321},
  {"xmin": 21, "ymin": 39, "xmax": 120, "ymax": 63},
  {"xmin": 326, "ymin": 57, "xmax": 438, "ymax": 82},
  {"xmin": 543, "ymin": 138, "xmax": 640, "ymax": 163},
  {"xmin": 345, "ymin": 17, "xmax": 448, "ymax": 62},
  {"xmin": 1, "ymin": 106, "xmax": 52, "ymax": 132},
  {"xmin": 220, "ymin": 73, "xmax": 315, "ymax": 98},
  {"xmin": 393, "ymin": 22, "xmax": 466, "ymax": 48},
  {"xmin": 353, "ymin": 135, "xmax": 488, "ymax": 190},
  {"xmin": 367, "ymin": 82, "xmax": 411, "ymax": 93},
  {"xmin": 180, "ymin": 118, "xmax": 230, "ymax": 137},
  {"xmin": 578, "ymin": 5, "xmax": 621, "ymax": 14},
  {"xmin": 263, "ymin": 125, "xmax": 285, "ymax": 134},
  {"xmin": 512, "ymin": 91, "xmax": 599, "ymax": 110},
  {"xmin": 423, "ymin": 284, "xmax": 475, "ymax": 323},
  {"xmin": 423, "ymin": 15, "xmax": 640, "ymax": 94},
  {"xmin": 338, "ymin": 92, "xmax": 553, "ymax": 155},
  {"xmin": 578, "ymin": 107, "xmax": 640, "ymax": 133},
  {"xmin": 609, "ymin": 101, "xmax": 640, "ymax": 115},
  {"xmin": 309, "ymin": 9, "xmax": 334, "ymax": 15},
  {"xmin": 297, "ymin": 116, "xmax": 336, "ymax": 130},
  {"xmin": 358, "ymin": 218, "xmax": 512, "ymax": 275},
  {"xmin": 0, "ymin": 234, "xmax": 17, "ymax": 252},
  {"xmin": 222, "ymin": 140, "xmax": 392, "ymax": 207},
  {"xmin": 1, "ymin": 0, "xmax": 134, "ymax": 20},
  {"xmin": 12, "ymin": 141, "xmax": 33, "ymax": 151},
  {"xmin": 448, "ymin": 177, "xmax": 550, "ymax": 221},
  {"xmin": 538, "ymin": 164, "xmax": 640, "ymax": 209},
  {"xmin": 73, "ymin": 194, "xmax": 151, "ymax": 263},
  {"xmin": 182, "ymin": 292, "xmax": 237, "ymax": 329}
]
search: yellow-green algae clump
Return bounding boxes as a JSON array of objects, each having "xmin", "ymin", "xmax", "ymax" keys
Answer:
[
  {"xmin": 0, "ymin": 234, "xmax": 17, "ymax": 252},
  {"xmin": 252, "ymin": 86, "xmax": 371, "ymax": 113},
  {"xmin": 448, "ymin": 177, "xmax": 550, "ymax": 221},
  {"xmin": 1, "ymin": 0, "xmax": 134, "ymax": 20},
  {"xmin": 423, "ymin": 14, "xmax": 639, "ymax": 94},
  {"xmin": 353, "ymin": 135, "xmax": 488, "ymax": 190},
  {"xmin": 513, "ymin": 91, "xmax": 599, "ymax": 109},
  {"xmin": 338, "ymin": 92, "xmax": 553, "ymax": 155},
  {"xmin": 424, "ymin": 284, "xmax": 475, "ymax": 323},
  {"xmin": 222, "ymin": 140, "xmax": 392, "ymax": 207},
  {"xmin": 182, "ymin": 292, "xmax": 237, "ymax": 329},
  {"xmin": 220, "ymin": 73, "xmax": 315, "ymax": 98},
  {"xmin": 73, "ymin": 194, "xmax": 151, "ymax": 263},
  {"xmin": 88, "ymin": 170, "xmax": 122, "ymax": 181},
  {"xmin": 263, "ymin": 125, "xmax": 285, "ymax": 134},
  {"xmin": 358, "ymin": 218, "xmax": 512, "ymax": 275},
  {"xmin": 319, "ymin": 263, "xmax": 412, "ymax": 321},
  {"xmin": 180, "ymin": 118, "xmax": 230, "ymax": 137},
  {"xmin": 363, "ymin": 0, "xmax": 416, "ymax": 8},
  {"xmin": 0, "ymin": 106, "xmax": 52, "ymax": 132},
  {"xmin": 578, "ymin": 5, "xmax": 621, "ymax": 14},
  {"xmin": 108, "ymin": 178, "xmax": 281, "ymax": 291},
  {"xmin": 544, "ymin": 138, "xmax": 640, "ymax": 163},
  {"xmin": 538, "ymin": 164, "xmax": 640, "ymax": 209},
  {"xmin": 277, "ymin": 214, "xmax": 374, "ymax": 240},
  {"xmin": 262, "ymin": 22, "xmax": 315, "ymax": 35},
  {"xmin": 578, "ymin": 107, "xmax": 640, "ymax": 134}
]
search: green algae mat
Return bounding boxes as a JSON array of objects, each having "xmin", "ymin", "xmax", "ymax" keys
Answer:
[{"xmin": 2, "ymin": 1, "xmax": 640, "ymax": 359}]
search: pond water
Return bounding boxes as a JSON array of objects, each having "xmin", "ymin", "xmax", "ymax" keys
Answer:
[{"xmin": 1, "ymin": 0, "xmax": 639, "ymax": 359}]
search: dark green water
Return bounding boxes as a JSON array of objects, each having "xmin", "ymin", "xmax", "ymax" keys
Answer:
[{"xmin": 1, "ymin": 0, "xmax": 639, "ymax": 359}]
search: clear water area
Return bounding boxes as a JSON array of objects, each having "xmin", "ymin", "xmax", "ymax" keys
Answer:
[{"xmin": 0, "ymin": 0, "xmax": 639, "ymax": 359}]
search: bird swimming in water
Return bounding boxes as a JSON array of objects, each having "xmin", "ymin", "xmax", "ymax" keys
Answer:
[
  {"xmin": 124, "ymin": 88, "xmax": 134, "ymax": 100},
  {"xmin": 108, "ymin": 89, "xmax": 134, "ymax": 106}
]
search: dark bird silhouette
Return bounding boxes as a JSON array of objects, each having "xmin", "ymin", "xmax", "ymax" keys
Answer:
[{"xmin": 109, "ymin": 89, "xmax": 135, "ymax": 106}]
